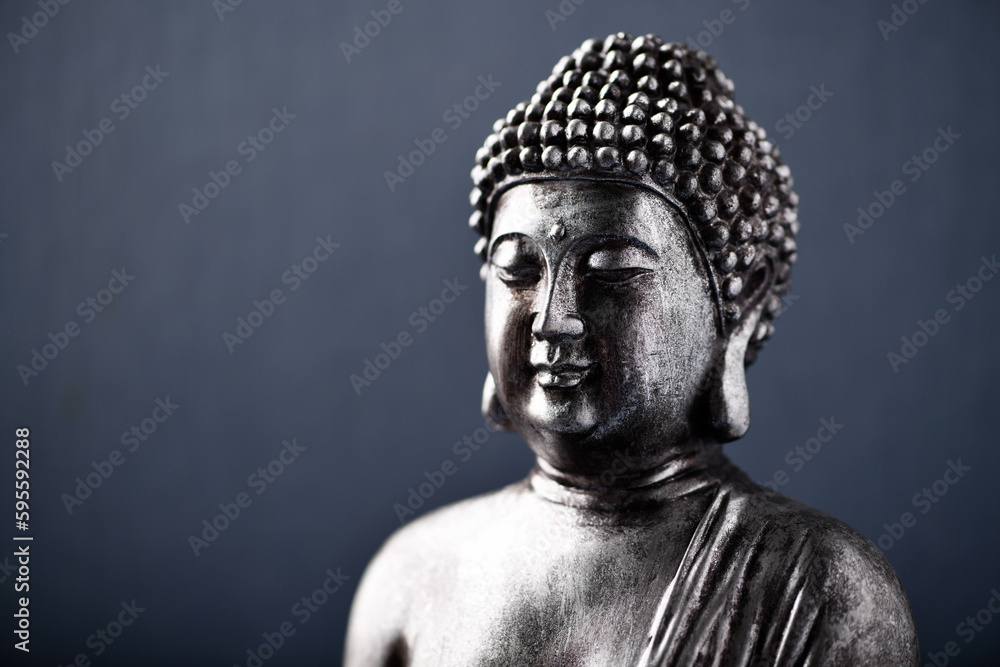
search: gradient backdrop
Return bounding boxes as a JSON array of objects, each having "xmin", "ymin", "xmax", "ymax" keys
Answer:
[{"xmin": 1, "ymin": 1, "xmax": 998, "ymax": 665}]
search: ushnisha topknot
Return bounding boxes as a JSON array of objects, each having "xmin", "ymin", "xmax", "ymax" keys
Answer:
[{"xmin": 469, "ymin": 32, "xmax": 798, "ymax": 361}]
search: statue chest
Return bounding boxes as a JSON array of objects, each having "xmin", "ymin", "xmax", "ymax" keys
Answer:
[{"xmin": 403, "ymin": 526, "xmax": 685, "ymax": 666}]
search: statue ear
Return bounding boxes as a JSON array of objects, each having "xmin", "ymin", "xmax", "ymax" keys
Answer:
[
  {"xmin": 708, "ymin": 262, "xmax": 772, "ymax": 442},
  {"xmin": 482, "ymin": 372, "xmax": 514, "ymax": 431}
]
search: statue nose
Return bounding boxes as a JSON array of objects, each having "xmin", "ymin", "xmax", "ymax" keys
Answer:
[{"xmin": 531, "ymin": 273, "xmax": 585, "ymax": 342}]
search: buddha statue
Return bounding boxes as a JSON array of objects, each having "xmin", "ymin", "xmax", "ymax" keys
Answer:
[{"xmin": 345, "ymin": 33, "xmax": 919, "ymax": 666}]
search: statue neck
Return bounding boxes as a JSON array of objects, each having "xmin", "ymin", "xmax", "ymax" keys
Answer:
[{"xmin": 529, "ymin": 441, "xmax": 726, "ymax": 512}]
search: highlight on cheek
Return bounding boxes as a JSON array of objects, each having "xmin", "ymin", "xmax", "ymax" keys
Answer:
[{"xmin": 496, "ymin": 305, "xmax": 538, "ymax": 401}]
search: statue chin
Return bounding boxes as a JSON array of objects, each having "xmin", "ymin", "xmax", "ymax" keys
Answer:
[{"xmin": 524, "ymin": 384, "xmax": 598, "ymax": 438}]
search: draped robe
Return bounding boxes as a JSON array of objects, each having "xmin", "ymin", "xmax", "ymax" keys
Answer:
[{"xmin": 345, "ymin": 446, "xmax": 919, "ymax": 666}]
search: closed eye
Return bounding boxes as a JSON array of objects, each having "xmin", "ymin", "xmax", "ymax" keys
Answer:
[
  {"xmin": 491, "ymin": 234, "xmax": 543, "ymax": 288},
  {"xmin": 496, "ymin": 264, "xmax": 542, "ymax": 287},
  {"xmin": 584, "ymin": 267, "xmax": 653, "ymax": 284},
  {"xmin": 583, "ymin": 243, "xmax": 655, "ymax": 285}
]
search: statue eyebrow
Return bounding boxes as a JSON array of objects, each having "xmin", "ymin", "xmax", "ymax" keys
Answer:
[
  {"xmin": 488, "ymin": 232, "xmax": 537, "ymax": 262},
  {"xmin": 573, "ymin": 234, "xmax": 659, "ymax": 260}
]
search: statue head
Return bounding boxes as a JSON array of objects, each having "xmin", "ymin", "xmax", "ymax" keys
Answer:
[{"xmin": 470, "ymin": 33, "xmax": 798, "ymax": 480}]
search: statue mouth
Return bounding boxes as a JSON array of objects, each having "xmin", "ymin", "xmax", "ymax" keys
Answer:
[{"xmin": 533, "ymin": 363, "xmax": 596, "ymax": 389}]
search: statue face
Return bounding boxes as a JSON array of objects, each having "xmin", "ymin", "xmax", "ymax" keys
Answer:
[{"xmin": 485, "ymin": 180, "xmax": 719, "ymax": 477}]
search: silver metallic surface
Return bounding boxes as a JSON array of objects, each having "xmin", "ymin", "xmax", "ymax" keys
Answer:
[{"xmin": 345, "ymin": 36, "xmax": 919, "ymax": 667}]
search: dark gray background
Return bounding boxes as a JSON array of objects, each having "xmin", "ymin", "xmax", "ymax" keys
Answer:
[{"xmin": 1, "ymin": 0, "xmax": 997, "ymax": 665}]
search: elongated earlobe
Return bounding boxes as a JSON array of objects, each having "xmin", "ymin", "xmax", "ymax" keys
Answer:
[
  {"xmin": 482, "ymin": 372, "xmax": 514, "ymax": 431},
  {"xmin": 708, "ymin": 257, "xmax": 773, "ymax": 442},
  {"xmin": 708, "ymin": 300, "xmax": 763, "ymax": 441}
]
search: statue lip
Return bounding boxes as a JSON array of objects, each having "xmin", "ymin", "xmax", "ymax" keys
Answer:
[{"xmin": 532, "ymin": 362, "xmax": 597, "ymax": 389}]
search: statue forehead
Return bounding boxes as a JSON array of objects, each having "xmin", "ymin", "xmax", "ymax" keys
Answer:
[{"xmin": 492, "ymin": 180, "xmax": 684, "ymax": 237}]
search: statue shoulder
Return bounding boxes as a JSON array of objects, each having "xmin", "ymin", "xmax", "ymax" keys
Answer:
[
  {"xmin": 730, "ymin": 484, "xmax": 920, "ymax": 665},
  {"xmin": 374, "ymin": 478, "xmax": 528, "ymax": 570},
  {"xmin": 343, "ymin": 482, "xmax": 527, "ymax": 666}
]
